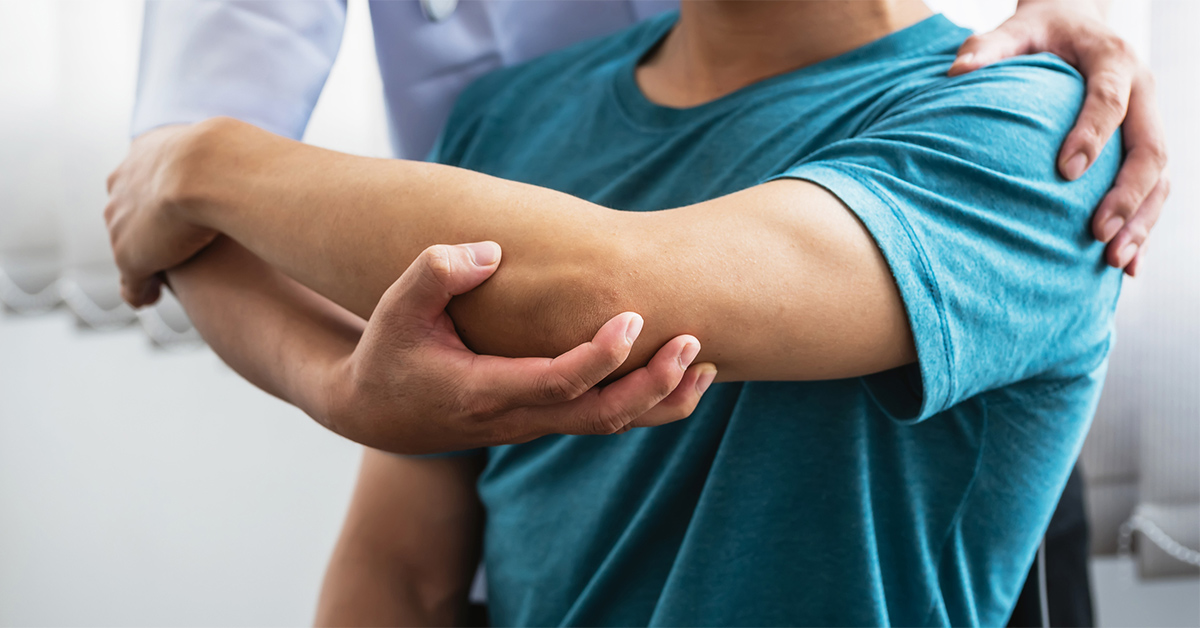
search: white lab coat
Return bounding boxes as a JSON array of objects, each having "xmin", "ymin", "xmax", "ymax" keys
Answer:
[{"xmin": 133, "ymin": 0, "xmax": 676, "ymax": 159}]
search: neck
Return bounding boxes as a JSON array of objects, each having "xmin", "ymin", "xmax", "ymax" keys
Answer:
[{"xmin": 638, "ymin": 0, "xmax": 933, "ymax": 108}]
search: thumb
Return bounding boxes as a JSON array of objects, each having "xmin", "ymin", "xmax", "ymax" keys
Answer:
[
  {"xmin": 948, "ymin": 24, "xmax": 1032, "ymax": 76},
  {"xmin": 379, "ymin": 241, "xmax": 502, "ymax": 322}
]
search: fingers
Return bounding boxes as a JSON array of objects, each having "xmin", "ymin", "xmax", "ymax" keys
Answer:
[
  {"xmin": 1125, "ymin": 246, "xmax": 1145, "ymax": 278},
  {"xmin": 1105, "ymin": 168, "xmax": 1169, "ymax": 270},
  {"xmin": 378, "ymin": 242, "xmax": 501, "ymax": 322},
  {"xmin": 466, "ymin": 312, "xmax": 644, "ymax": 410},
  {"xmin": 119, "ymin": 273, "xmax": 162, "ymax": 308},
  {"xmin": 1058, "ymin": 61, "xmax": 1136, "ymax": 180},
  {"xmin": 530, "ymin": 334, "xmax": 701, "ymax": 437},
  {"xmin": 1088, "ymin": 70, "xmax": 1168, "ymax": 270},
  {"xmin": 627, "ymin": 362, "xmax": 718, "ymax": 428},
  {"xmin": 948, "ymin": 10, "xmax": 1167, "ymax": 275},
  {"xmin": 948, "ymin": 24, "xmax": 1032, "ymax": 76}
]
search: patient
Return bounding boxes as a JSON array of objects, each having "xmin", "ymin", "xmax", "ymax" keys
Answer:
[{"xmin": 105, "ymin": 0, "xmax": 1122, "ymax": 625}]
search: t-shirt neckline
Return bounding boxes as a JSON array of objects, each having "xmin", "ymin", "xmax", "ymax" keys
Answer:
[{"xmin": 611, "ymin": 12, "xmax": 965, "ymax": 131}]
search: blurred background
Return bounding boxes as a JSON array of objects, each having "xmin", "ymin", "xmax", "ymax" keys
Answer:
[{"xmin": 0, "ymin": 0, "xmax": 1196, "ymax": 625}]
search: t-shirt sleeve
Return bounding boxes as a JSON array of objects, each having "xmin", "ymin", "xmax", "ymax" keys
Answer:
[{"xmin": 771, "ymin": 54, "xmax": 1123, "ymax": 423}]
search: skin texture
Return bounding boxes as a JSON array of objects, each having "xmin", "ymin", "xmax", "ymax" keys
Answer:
[
  {"xmin": 166, "ymin": 237, "xmax": 715, "ymax": 454},
  {"xmin": 101, "ymin": 0, "xmax": 1168, "ymax": 623},
  {"xmin": 115, "ymin": 117, "xmax": 916, "ymax": 383}
]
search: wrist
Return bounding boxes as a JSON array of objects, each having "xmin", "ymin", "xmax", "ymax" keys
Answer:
[
  {"xmin": 162, "ymin": 116, "xmax": 245, "ymax": 230},
  {"xmin": 307, "ymin": 352, "xmax": 360, "ymax": 437}
]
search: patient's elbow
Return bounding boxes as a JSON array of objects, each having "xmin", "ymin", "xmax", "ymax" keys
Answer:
[{"xmin": 446, "ymin": 241, "xmax": 631, "ymax": 365}]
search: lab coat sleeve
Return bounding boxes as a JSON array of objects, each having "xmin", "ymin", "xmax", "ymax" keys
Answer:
[{"xmin": 131, "ymin": 0, "xmax": 347, "ymax": 140}]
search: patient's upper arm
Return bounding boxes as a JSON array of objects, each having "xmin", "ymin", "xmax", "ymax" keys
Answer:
[{"xmin": 316, "ymin": 450, "xmax": 484, "ymax": 625}]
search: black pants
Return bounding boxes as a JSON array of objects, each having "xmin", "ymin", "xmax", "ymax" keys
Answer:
[{"xmin": 1007, "ymin": 463, "xmax": 1094, "ymax": 627}]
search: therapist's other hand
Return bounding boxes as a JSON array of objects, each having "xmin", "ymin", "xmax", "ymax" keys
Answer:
[
  {"xmin": 323, "ymin": 241, "xmax": 718, "ymax": 455},
  {"xmin": 949, "ymin": 1, "xmax": 1168, "ymax": 276},
  {"xmin": 105, "ymin": 124, "xmax": 218, "ymax": 306}
]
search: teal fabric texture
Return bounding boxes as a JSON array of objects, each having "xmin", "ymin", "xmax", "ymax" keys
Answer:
[{"xmin": 429, "ymin": 12, "xmax": 1122, "ymax": 627}]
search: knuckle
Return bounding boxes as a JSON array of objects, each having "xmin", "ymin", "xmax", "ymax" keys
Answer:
[
  {"xmin": 533, "ymin": 371, "xmax": 583, "ymax": 402},
  {"xmin": 1145, "ymin": 141, "xmax": 1169, "ymax": 170},
  {"xmin": 1137, "ymin": 68, "xmax": 1156, "ymax": 90},
  {"xmin": 587, "ymin": 409, "xmax": 628, "ymax": 435},
  {"xmin": 1138, "ymin": 66, "xmax": 1157, "ymax": 90},
  {"xmin": 113, "ymin": 248, "xmax": 131, "ymax": 272},
  {"xmin": 664, "ymin": 393, "xmax": 701, "ymax": 424},
  {"xmin": 420, "ymin": 244, "xmax": 454, "ymax": 279},
  {"xmin": 651, "ymin": 373, "xmax": 677, "ymax": 400},
  {"xmin": 677, "ymin": 393, "xmax": 702, "ymax": 420},
  {"xmin": 656, "ymin": 401, "xmax": 688, "ymax": 425},
  {"xmin": 1125, "ymin": 223, "xmax": 1151, "ymax": 242},
  {"xmin": 464, "ymin": 389, "xmax": 506, "ymax": 421},
  {"xmin": 1110, "ymin": 190, "xmax": 1141, "ymax": 218},
  {"xmin": 1091, "ymin": 79, "xmax": 1126, "ymax": 113},
  {"xmin": 1094, "ymin": 34, "xmax": 1124, "ymax": 57},
  {"xmin": 483, "ymin": 421, "xmax": 523, "ymax": 446}
]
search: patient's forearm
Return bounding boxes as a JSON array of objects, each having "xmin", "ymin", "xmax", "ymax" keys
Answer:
[
  {"xmin": 176, "ymin": 119, "xmax": 611, "ymax": 323},
  {"xmin": 165, "ymin": 236, "xmax": 363, "ymax": 423},
  {"xmin": 175, "ymin": 118, "xmax": 913, "ymax": 382}
]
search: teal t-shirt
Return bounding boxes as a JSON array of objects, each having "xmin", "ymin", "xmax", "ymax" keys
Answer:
[{"xmin": 431, "ymin": 13, "xmax": 1121, "ymax": 627}]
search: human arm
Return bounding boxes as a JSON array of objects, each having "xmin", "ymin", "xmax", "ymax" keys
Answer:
[
  {"xmin": 109, "ymin": 58, "xmax": 1124, "ymax": 425},
  {"xmin": 164, "ymin": 235, "xmax": 714, "ymax": 453},
  {"xmin": 164, "ymin": 236, "xmax": 363, "ymax": 425},
  {"xmin": 949, "ymin": 0, "xmax": 1168, "ymax": 275},
  {"xmin": 107, "ymin": 117, "xmax": 915, "ymax": 384},
  {"xmin": 315, "ymin": 449, "xmax": 484, "ymax": 627}
]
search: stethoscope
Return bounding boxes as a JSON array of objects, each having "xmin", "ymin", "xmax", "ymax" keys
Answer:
[{"xmin": 420, "ymin": 0, "xmax": 458, "ymax": 22}]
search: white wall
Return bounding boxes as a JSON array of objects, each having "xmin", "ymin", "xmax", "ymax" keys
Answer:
[
  {"xmin": 0, "ymin": 1, "xmax": 380, "ymax": 624},
  {"xmin": 0, "ymin": 313, "xmax": 361, "ymax": 626}
]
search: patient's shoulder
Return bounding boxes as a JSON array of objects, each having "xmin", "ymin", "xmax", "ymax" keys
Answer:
[
  {"xmin": 869, "ymin": 52, "xmax": 1119, "ymax": 195},
  {"xmin": 895, "ymin": 52, "xmax": 1090, "ymax": 135}
]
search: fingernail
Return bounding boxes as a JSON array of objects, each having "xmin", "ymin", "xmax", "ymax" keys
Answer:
[
  {"xmin": 1100, "ymin": 216, "xmax": 1125, "ymax": 243},
  {"xmin": 1063, "ymin": 153, "xmax": 1089, "ymax": 180},
  {"xmin": 464, "ymin": 241, "xmax": 500, "ymax": 266},
  {"xmin": 624, "ymin": 314, "xmax": 644, "ymax": 345},
  {"xmin": 678, "ymin": 340, "xmax": 700, "ymax": 370},
  {"xmin": 695, "ymin": 367, "xmax": 717, "ymax": 395},
  {"xmin": 1118, "ymin": 242, "xmax": 1139, "ymax": 268}
]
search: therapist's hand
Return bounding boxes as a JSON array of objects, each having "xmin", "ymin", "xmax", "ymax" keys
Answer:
[
  {"xmin": 322, "ymin": 242, "xmax": 717, "ymax": 454},
  {"xmin": 950, "ymin": 0, "xmax": 1169, "ymax": 276},
  {"xmin": 105, "ymin": 124, "xmax": 219, "ymax": 306}
]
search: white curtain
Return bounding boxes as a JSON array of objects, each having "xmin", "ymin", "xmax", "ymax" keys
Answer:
[
  {"xmin": 0, "ymin": 0, "xmax": 388, "ymax": 345},
  {"xmin": 1, "ymin": 0, "xmax": 1195, "ymax": 577}
]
